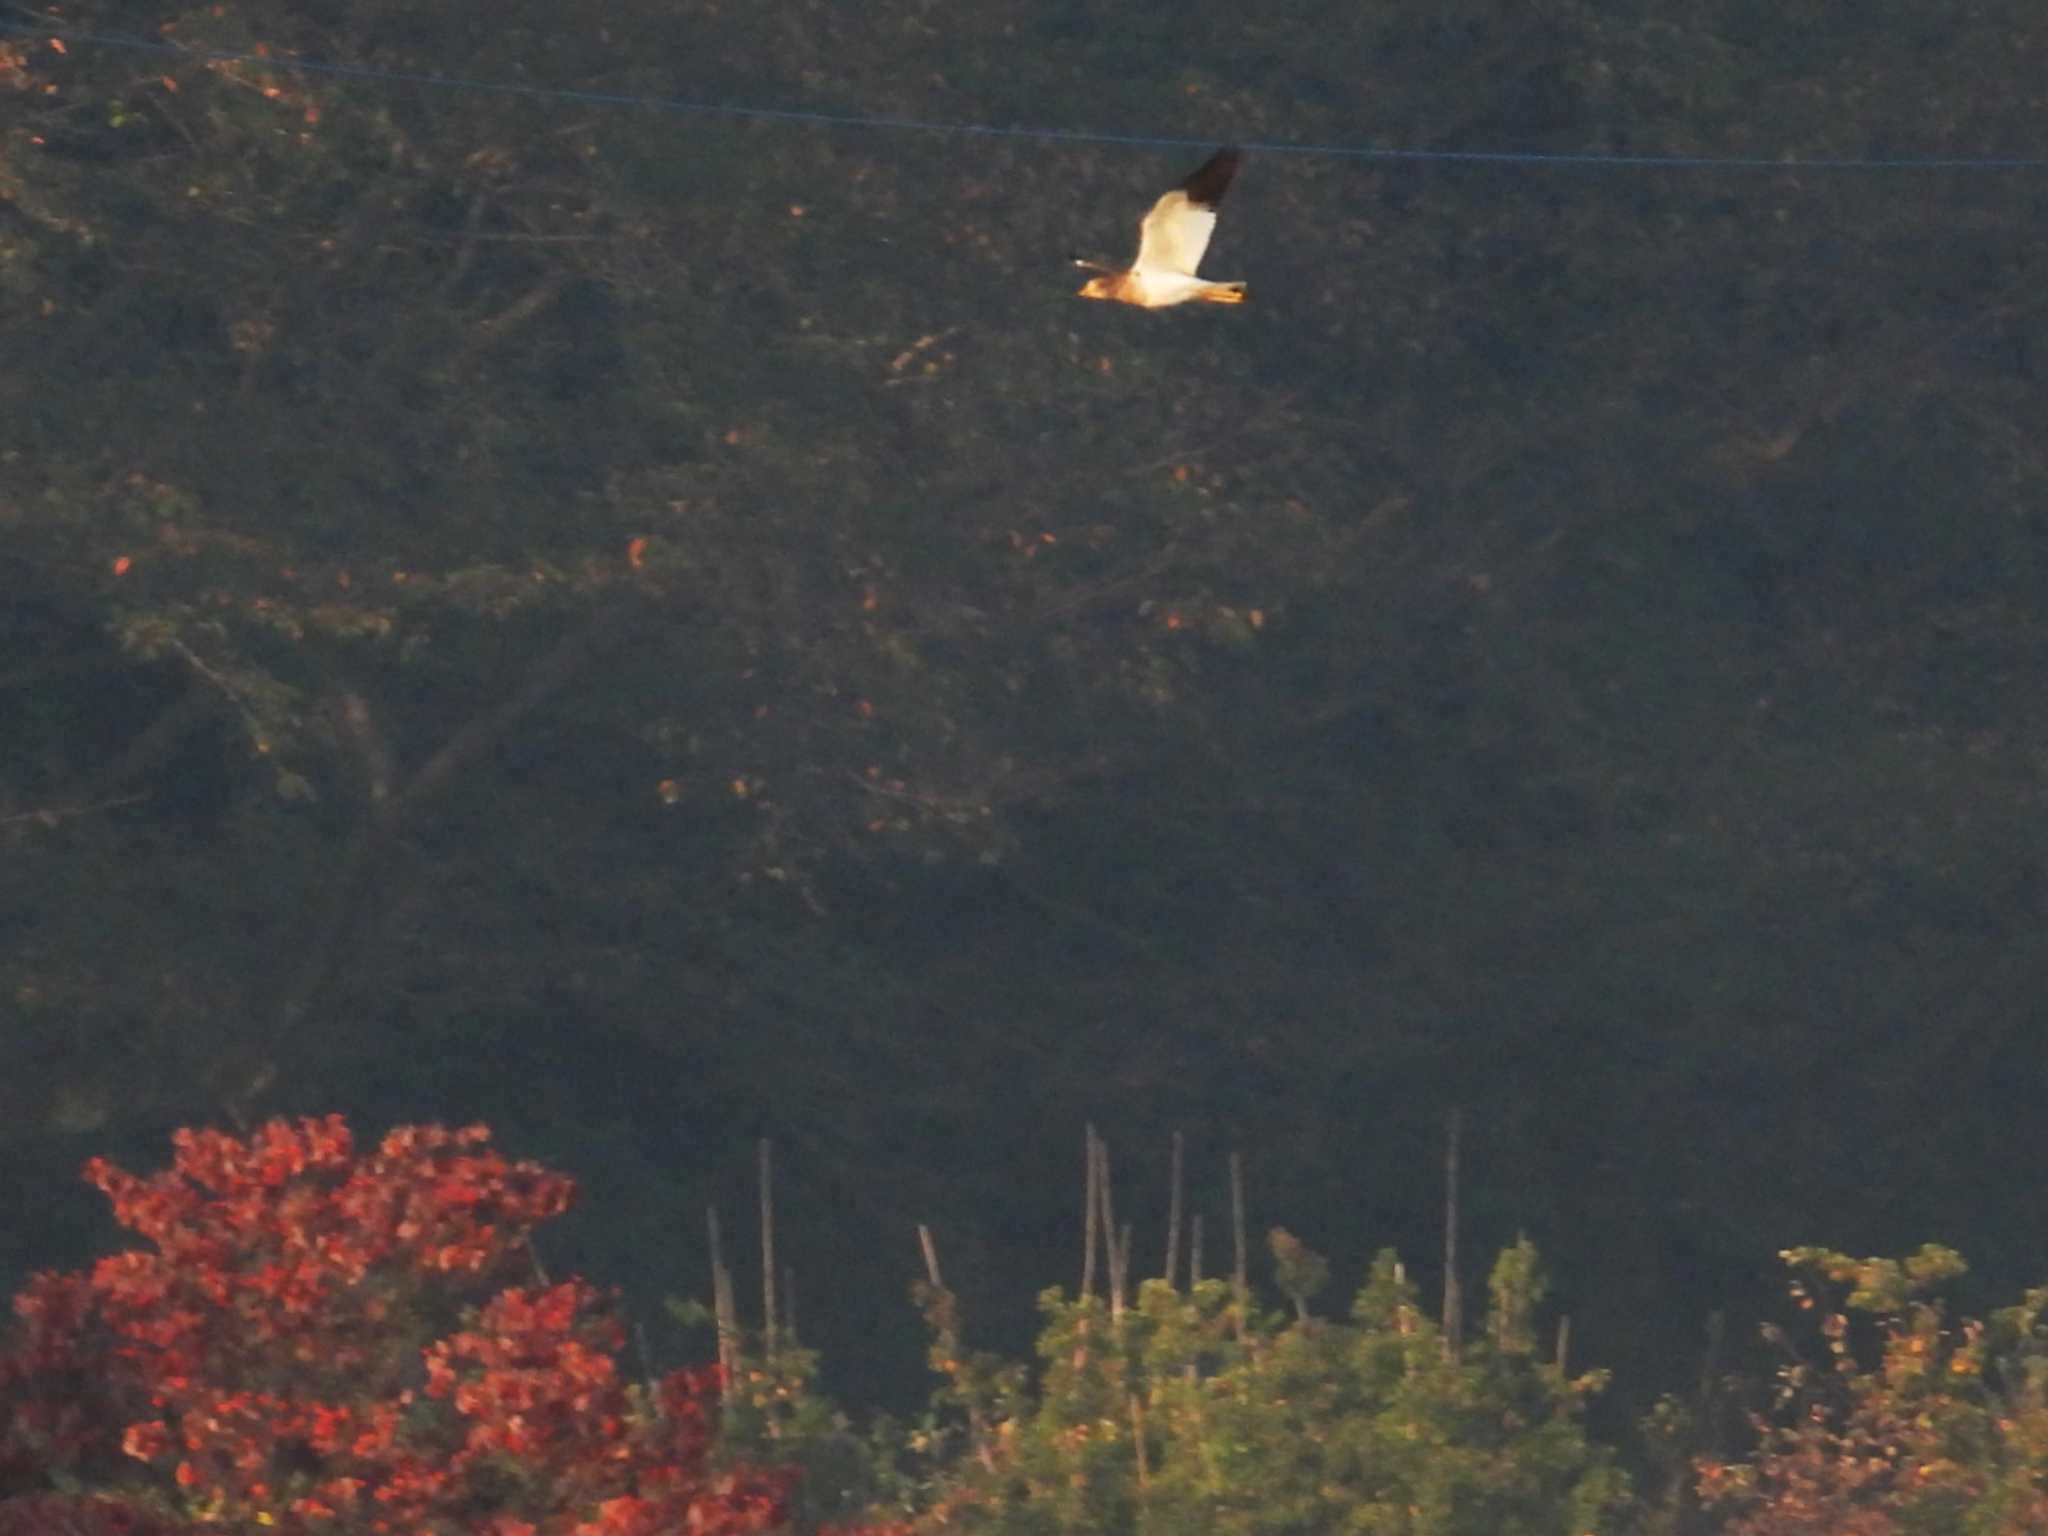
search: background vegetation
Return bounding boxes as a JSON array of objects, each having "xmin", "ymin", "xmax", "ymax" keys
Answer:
[
  {"xmin": 9, "ymin": 1117, "xmax": 2048, "ymax": 1533},
  {"xmin": 4, "ymin": 0, "xmax": 2046, "ymax": 1452}
]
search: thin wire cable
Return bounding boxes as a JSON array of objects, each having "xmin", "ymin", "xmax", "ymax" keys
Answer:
[{"xmin": 6, "ymin": 14, "xmax": 2047, "ymax": 171}]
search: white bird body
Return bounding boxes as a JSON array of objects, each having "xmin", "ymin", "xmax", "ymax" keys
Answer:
[{"xmin": 1076, "ymin": 148, "xmax": 1247, "ymax": 309}]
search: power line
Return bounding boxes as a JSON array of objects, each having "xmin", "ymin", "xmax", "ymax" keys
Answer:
[{"xmin": 7, "ymin": 15, "xmax": 2048, "ymax": 172}]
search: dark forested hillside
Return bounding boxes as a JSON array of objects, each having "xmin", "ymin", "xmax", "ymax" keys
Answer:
[{"xmin": 4, "ymin": 0, "xmax": 2047, "ymax": 1424}]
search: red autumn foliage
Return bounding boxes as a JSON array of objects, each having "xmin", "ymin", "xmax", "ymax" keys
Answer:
[{"xmin": 0, "ymin": 1116, "xmax": 795, "ymax": 1535}]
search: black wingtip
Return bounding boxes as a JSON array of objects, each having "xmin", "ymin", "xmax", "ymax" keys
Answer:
[{"xmin": 1180, "ymin": 146, "xmax": 1243, "ymax": 209}]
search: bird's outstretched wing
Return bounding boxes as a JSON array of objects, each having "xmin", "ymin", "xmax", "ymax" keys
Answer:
[{"xmin": 1131, "ymin": 148, "xmax": 1241, "ymax": 277}]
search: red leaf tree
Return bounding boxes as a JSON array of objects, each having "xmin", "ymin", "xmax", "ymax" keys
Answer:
[{"xmin": 0, "ymin": 1116, "xmax": 793, "ymax": 1535}]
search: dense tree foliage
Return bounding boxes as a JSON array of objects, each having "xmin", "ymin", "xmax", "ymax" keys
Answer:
[
  {"xmin": 0, "ymin": 1118, "xmax": 797, "ymax": 1534},
  {"xmin": 5, "ymin": 0, "xmax": 2048, "ymax": 1420},
  {"xmin": 1694, "ymin": 1246, "xmax": 2048, "ymax": 1535},
  {"xmin": 886, "ymin": 1247, "xmax": 1632, "ymax": 1536},
  {"xmin": 11, "ymin": 1124, "xmax": 2048, "ymax": 1534}
]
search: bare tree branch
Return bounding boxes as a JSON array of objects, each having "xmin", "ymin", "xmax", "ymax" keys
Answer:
[
  {"xmin": 244, "ymin": 595, "xmax": 652, "ymax": 1112},
  {"xmin": 0, "ymin": 793, "xmax": 149, "ymax": 829}
]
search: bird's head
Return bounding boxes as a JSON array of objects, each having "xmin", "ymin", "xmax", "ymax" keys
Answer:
[{"xmin": 1072, "ymin": 259, "xmax": 1118, "ymax": 301}]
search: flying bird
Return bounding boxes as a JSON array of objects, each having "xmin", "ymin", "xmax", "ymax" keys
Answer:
[{"xmin": 1074, "ymin": 147, "xmax": 1247, "ymax": 309}]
